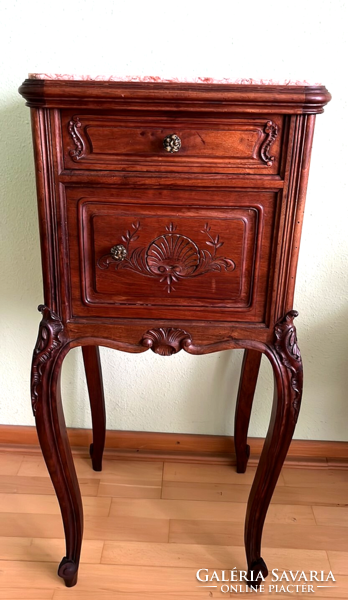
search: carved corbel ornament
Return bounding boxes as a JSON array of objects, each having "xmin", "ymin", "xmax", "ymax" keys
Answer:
[
  {"xmin": 68, "ymin": 116, "xmax": 85, "ymax": 159},
  {"xmin": 31, "ymin": 305, "xmax": 64, "ymax": 416},
  {"xmin": 274, "ymin": 310, "xmax": 303, "ymax": 422},
  {"xmin": 260, "ymin": 120, "xmax": 278, "ymax": 166},
  {"xmin": 141, "ymin": 327, "xmax": 192, "ymax": 356}
]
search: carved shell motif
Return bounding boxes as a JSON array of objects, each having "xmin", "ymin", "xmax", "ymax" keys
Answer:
[
  {"xmin": 98, "ymin": 221, "xmax": 236, "ymax": 293},
  {"xmin": 146, "ymin": 233, "xmax": 200, "ymax": 277},
  {"xmin": 141, "ymin": 328, "xmax": 192, "ymax": 356}
]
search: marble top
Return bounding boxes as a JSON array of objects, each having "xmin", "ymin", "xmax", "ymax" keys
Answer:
[{"xmin": 28, "ymin": 73, "xmax": 321, "ymax": 86}]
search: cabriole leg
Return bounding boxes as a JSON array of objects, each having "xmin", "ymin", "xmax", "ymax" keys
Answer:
[
  {"xmin": 82, "ymin": 346, "xmax": 106, "ymax": 471},
  {"xmin": 244, "ymin": 311, "xmax": 303, "ymax": 587},
  {"xmin": 31, "ymin": 305, "xmax": 83, "ymax": 587},
  {"xmin": 234, "ymin": 349, "xmax": 262, "ymax": 473}
]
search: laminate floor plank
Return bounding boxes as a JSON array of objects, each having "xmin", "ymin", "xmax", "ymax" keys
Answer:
[
  {"xmin": 18, "ymin": 455, "xmax": 163, "ymax": 485},
  {"xmin": 327, "ymin": 550, "xmax": 348, "ymax": 575},
  {"xmin": 97, "ymin": 480, "xmax": 162, "ymax": 499},
  {"xmin": 0, "ymin": 494, "xmax": 111, "ymax": 516},
  {"xmin": 0, "ymin": 513, "xmax": 169, "ymax": 542},
  {"xmin": 0, "ymin": 537, "xmax": 104, "ymax": 563},
  {"xmin": 0, "ymin": 561, "xmax": 227, "ymax": 595},
  {"xmin": 0, "ymin": 450, "xmax": 346, "ymax": 598},
  {"xmin": 0, "ymin": 590, "xmax": 54, "ymax": 599},
  {"xmin": 162, "ymin": 480, "xmax": 268, "ymax": 502},
  {"xmin": 313, "ymin": 505, "xmax": 348, "ymax": 527},
  {"xmin": 81, "ymin": 457, "xmax": 163, "ymax": 499},
  {"xmin": 163, "ymin": 479, "xmax": 348, "ymax": 506},
  {"xmin": 163, "ymin": 462, "xmax": 267, "ymax": 485},
  {"xmin": 0, "ymin": 475, "xmax": 99, "ymax": 497},
  {"xmin": 0, "ymin": 454, "xmax": 25, "ymax": 476},
  {"xmin": 282, "ymin": 467, "xmax": 348, "ymax": 487},
  {"xmin": 17, "ymin": 456, "xmax": 163, "ymax": 498},
  {"xmin": 101, "ymin": 540, "xmax": 330, "ymax": 571},
  {"xmin": 109, "ymin": 497, "xmax": 315, "ymax": 523},
  {"xmin": 169, "ymin": 520, "xmax": 348, "ymax": 551},
  {"xmin": 272, "ymin": 484, "xmax": 348, "ymax": 506}
]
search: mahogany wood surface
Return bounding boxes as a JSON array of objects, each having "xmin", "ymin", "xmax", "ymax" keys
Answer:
[
  {"xmin": 61, "ymin": 111, "xmax": 283, "ymax": 174},
  {"xmin": 18, "ymin": 79, "xmax": 331, "ymax": 588},
  {"xmin": 234, "ymin": 349, "xmax": 262, "ymax": 473},
  {"xmin": 82, "ymin": 346, "xmax": 105, "ymax": 472}
]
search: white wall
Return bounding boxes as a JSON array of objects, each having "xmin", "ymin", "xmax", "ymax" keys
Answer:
[{"xmin": 0, "ymin": 0, "xmax": 347, "ymax": 440}]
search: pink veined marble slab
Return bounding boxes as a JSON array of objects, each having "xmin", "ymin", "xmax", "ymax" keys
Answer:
[{"xmin": 28, "ymin": 73, "xmax": 321, "ymax": 86}]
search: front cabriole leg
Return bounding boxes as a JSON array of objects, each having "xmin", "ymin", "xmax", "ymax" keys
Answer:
[
  {"xmin": 31, "ymin": 305, "xmax": 83, "ymax": 587},
  {"xmin": 245, "ymin": 310, "xmax": 303, "ymax": 587}
]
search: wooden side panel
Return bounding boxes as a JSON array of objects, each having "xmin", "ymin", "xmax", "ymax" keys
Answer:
[{"xmin": 30, "ymin": 109, "xmax": 61, "ymax": 313}]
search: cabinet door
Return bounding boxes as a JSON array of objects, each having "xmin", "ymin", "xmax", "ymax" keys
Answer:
[{"xmin": 65, "ymin": 186, "xmax": 278, "ymax": 323}]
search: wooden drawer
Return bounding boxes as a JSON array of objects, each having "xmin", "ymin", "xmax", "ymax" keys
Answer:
[
  {"xmin": 65, "ymin": 187, "xmax": 278, "ymax": 323},
  {"xmin": 61, "ymin": 111, "xmax": 283, "ymax": 174}
]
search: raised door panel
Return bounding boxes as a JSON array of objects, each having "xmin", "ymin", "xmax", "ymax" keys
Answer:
[
  {"xmin": 87, "ymin": 207, "xmax": 253, "ymax": 305},
  {"xmin": 64, "ymin": 187, "xmax": 278, "ymax": 323},
  {"xmin": 61, "ymin": 111, "xmax": 283, "ymax": 174}
]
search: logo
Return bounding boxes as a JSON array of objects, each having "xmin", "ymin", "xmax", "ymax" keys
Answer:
[{"xmin": 196, "ymin": 568, "xmax": 336, "ymax": 594}]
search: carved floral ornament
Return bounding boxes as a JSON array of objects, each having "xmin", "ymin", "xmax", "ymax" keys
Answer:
[
  {"xmin": 68, "ymin": 116, "xmax": 85, "ymax": 159},
  {"xmin": 98, "ymin": 221, "xmax": 236, "ymax": 293},
  {"xmin": 29, "ymin": 305, "xmax": 303, "ymax": 416},
  {"xmin": 31, "ymin": 305, "xmax": 64, "ymax": 416},
  {"xmin": 274, "ymin": 310, "xmax": 303, "ymax": 422},
  {"xmin": 140, "ymin": 310, "xmax": 303, "ymax": 367},
  {"xmin": 260, "ymin": 121, "xmax": 278, "ymax": 166}
]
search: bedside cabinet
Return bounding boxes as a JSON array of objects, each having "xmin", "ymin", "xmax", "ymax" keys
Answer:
[{"xmin": 19, "ymin": 75, "xmax": 331, "ymax": 588}]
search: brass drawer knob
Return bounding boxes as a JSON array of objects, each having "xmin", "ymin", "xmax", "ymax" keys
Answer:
[
  {"xmin": 163, "ymin": 133, "xmax": 181, "ymax": 153},
  {"xmin": 110, "ymin": 244, "xmax": 127, "ymax": 261}
]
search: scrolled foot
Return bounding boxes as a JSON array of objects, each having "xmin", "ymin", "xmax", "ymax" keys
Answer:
[
  {"xmin": 236, "ymin": 443, "xmax": 250, "ymax": 474},
  {"xmin": 58, "ymin": 556, "xmax": 79, "ymax": 587},
  {"xmin": 246, "ymin": 557, "xmax": 268, "ymax": 588},
  {"xmin": 89, "ymin": 442, "xmax": 102, "ymax": 472}
]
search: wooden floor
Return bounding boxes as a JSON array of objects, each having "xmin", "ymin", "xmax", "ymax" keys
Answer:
[{"xmin": 0, "ymin": 451, "xmax": 348, "ymax": 599}]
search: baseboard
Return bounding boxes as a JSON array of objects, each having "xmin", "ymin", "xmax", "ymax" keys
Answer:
[{"xmin": 0, "ymin": 424, "xmax": 347, "ymax": 468}]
